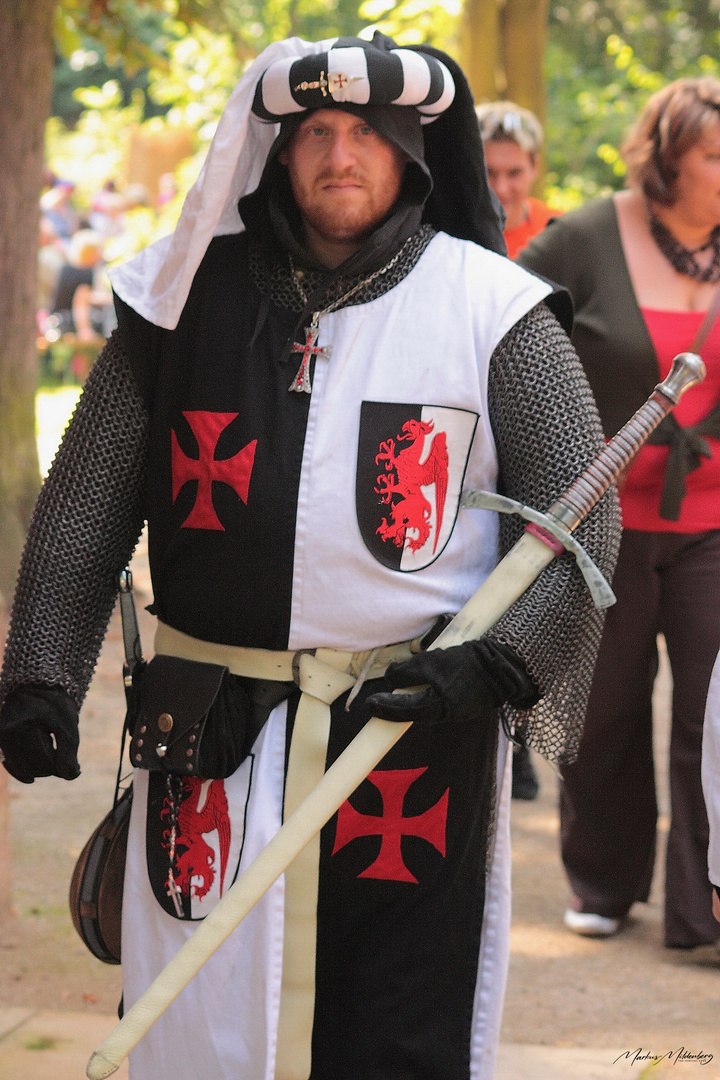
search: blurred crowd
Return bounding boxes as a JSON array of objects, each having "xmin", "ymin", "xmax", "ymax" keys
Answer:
[{"xmin": 37, "ymin": 169, "xmax": 177, "ymax": 382}]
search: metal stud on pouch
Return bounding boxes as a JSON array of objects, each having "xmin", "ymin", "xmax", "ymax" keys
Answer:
[{"xmin": 158, "ymin": 713, "xmax": 173, "ymax": 733}]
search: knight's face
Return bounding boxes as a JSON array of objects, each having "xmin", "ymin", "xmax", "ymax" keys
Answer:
[{"xmin": 279, "ymin": 108, "xmax": 407, "ymax": 266}]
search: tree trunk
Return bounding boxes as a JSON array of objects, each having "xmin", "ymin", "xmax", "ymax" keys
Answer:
[
  {"xmin": 460, "ymin": 0, "xmax": 501, "ymax": 104},
  {"xmin": 0, "ymin": 0, "xmax": 57, "ymax": 924},
  {"xmin": 501, "ymin": 0, "xmax": 550, "ymax": 125},
  {"xmin": 0, "ymin": 1, "xmax": 56, "ymax": 608}
]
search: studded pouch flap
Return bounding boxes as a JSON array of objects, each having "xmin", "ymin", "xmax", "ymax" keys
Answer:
[{"xmin": 129, "ymin": 654, "xmax": 228, "ymax": 778}]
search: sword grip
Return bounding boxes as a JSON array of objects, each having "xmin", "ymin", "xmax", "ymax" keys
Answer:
[{"xmin": 548, "ymin": 351, "xmax": 705, "ymax": 533}]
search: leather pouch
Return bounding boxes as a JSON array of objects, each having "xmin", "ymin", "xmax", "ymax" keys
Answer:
[{"xmin": 128, "ymin": 654, "xmax": 228, "ymax": 778}]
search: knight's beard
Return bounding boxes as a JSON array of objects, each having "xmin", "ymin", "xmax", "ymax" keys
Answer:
[{"xmin": 297, "ymin": 171, "xmax": 395, "ymax": 246}]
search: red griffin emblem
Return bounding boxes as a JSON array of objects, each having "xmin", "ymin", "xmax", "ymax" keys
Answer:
[
  {"xmin": 171, "ymin": 411, "xmax": 257, "ymax": 530},
  {"xmin": 375, "ymin": 420, "xmax": 449, "ymax": 554},
  {"xmin": 162, "ymin": 778, "xmax": 231, "ymax": 901},
  {"xmin": 332, "ymin": 767, "xmax": 449, "ymax": 883}
]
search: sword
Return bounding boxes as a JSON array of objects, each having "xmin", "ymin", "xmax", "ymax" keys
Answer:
[{"xmin": 87, "ymin": 351, "xmax": 704, "ymax": 1080}]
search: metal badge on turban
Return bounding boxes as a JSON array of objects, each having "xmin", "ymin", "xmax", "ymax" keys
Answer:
[{"xmin": 252, "ymin": 39, "xmax": 455, "ymax": 124}]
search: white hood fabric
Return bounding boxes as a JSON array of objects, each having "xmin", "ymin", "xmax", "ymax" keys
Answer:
[{"xmin": 109, "ymin": 37, "xmax": 335, "ymax": 330}]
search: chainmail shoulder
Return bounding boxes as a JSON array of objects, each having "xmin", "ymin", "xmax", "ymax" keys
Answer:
[
  {"xmin": 486, "ymin": 302, "xmax": 621, "ymax": 765},
  {"xmin": 248, "ymin": 225, "xmax": 436, "ymax": 312},
  {"xmin": 0, "ymin": 331, "xmax": 149, "ymax": 708}
]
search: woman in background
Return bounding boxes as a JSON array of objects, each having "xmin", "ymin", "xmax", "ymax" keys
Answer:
[{"xmin": 520, "ymin": 78, "xmax": 720, "ymax": 949}]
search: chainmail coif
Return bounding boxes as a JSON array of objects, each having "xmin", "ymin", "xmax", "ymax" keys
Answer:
[{"xmin": 0, "ymin": 333, "xmax": 148, "ymax": 708}]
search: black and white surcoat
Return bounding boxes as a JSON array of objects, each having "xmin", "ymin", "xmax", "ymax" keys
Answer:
[{"xmin": 0, "ymin": 225, "xmax": 619, "ymax": 1080}]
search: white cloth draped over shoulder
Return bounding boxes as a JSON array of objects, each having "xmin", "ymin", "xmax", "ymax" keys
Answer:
[{"xmin": 108, "ymin": 37, "xmax": 335, "ymax": 330}]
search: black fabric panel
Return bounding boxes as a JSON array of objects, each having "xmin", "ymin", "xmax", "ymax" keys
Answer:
[
  {"xmin": 420, "ymin": 52, "xmax": 444, "ymax": 107},
  {"xmin": 288, "ymin": 55, "xmax": 334, "ymax": 112},
  {"xmin": 143, "ymin": 233, "xmax": 310, "ymax": 649},
  {"xmin": 311, "ymin": 679, "xmax": 499, "ymax": 1079},
  {"xmin": 365, "ymin": 44, "xmax": 403, "ymax": 104},
  {"xmin": 112, "ymin": 294, "xmax": 164, "ymax": 411},
  {"xmin": 412, "ymin": 45, "xmax": 506, "ymax": 256}
]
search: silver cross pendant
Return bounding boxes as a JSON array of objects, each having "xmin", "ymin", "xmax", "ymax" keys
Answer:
[{"xmin": 289, "ymin": 316, "xmax": 332, "ymax": 393}]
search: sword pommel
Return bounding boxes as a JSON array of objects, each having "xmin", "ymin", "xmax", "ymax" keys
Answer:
[{"xmin": 654, "ymin": 351, "xmax": 706, "ymax": 405}]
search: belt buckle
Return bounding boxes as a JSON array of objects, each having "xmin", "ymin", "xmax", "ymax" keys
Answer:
[{"xmin": 291, "ymin": 648, "xmax": 316, "ymax": 687}]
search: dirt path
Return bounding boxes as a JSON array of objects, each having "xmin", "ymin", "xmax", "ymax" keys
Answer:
[{"xmin": 1, "ymin": 540, "xmax": 719, "ymax": 1071}]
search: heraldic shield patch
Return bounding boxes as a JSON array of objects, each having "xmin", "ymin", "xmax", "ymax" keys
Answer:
[
  {"xmin": 357, "ymin": 402, "xmax": 479, "ymax": 572},
  {"xmin": 146, "ymin": 757, "xmax": 254, "ymax": 920}
]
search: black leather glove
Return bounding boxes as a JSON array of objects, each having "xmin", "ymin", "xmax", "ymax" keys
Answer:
[
  {"xmin": 0, "ymin": 684, "xmax": 80, "ymax": 783},
  {"xmin": 363, "ymin": 639, "xmax": 539, "ymax": 726}
]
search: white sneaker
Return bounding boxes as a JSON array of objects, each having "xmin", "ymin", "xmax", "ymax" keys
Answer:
[{"xmin": 563, "ymin": 909, "xmax": 620, "ymax": 938}]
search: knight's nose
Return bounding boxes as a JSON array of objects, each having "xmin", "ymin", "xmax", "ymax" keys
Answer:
[{"xmin": 327, "ymin": 133, "xmax": 356, "ymax": 168}]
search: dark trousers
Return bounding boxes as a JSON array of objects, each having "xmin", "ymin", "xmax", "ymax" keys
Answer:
[{"xmin": 560, "ymin": 528, "xmax": 720, "ymax": 947}]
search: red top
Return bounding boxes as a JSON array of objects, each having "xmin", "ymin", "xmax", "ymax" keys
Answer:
[
  {"xmin": 620, "ymin": 308, "xmax": 720, "ymax": 532},
  {"xmin": 505, "ymin": 198, "xmax": 556, "ymax": 260}
]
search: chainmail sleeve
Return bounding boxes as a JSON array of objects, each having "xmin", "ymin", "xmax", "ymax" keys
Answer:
[
  {"xmin": 0, "ymin": 331, "xmax": 149, "ymax": 708},
  {"xmin": 486, "ymin": 302, "xmax": 621, "ymax": 765}
]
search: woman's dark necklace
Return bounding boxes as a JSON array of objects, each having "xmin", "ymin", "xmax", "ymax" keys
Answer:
[{"xmin": 648, "ymin": 207, "xmax": 720, "ymax": 283}]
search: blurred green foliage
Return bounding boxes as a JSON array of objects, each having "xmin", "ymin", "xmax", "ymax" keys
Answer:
[
  {"xmin": 545, "ymin": 0, "xmax": 720, "ymax": 203},
  {"xmin": 47, "ymin": 0, "xmax": 720, "ymax": 213}
]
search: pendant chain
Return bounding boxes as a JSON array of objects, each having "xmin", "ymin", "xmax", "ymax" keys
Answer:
[
  {"xmin": 286, "ymin": 242, "xmax": 408, "ymax": 393},
  {"xmin": 288, "ymin": 242, "xmax": 407, "ymax": 319}
]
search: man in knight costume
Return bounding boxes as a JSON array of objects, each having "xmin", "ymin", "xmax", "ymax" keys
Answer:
[{"xmin": 0, "ymin": 33, "xmax": 619, "ymax": 1080}]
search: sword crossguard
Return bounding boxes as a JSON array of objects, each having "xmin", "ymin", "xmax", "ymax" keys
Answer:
[{"xmin": 460, "ymin": 490, "xmax": 616, "ymax": 609}]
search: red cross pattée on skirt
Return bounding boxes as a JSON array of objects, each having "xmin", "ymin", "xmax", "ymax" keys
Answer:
[
  {"xmin": 171, "ymin": 411, "xmax": 257, "ymax": 530},
  {"xmin": 332, "ymin": 767, "xmax": 449, "ymax": 883}
]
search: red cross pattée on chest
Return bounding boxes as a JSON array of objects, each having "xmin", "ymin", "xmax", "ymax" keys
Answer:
[
  {"xmin": 171, "ymin": 411, "xmax": 257, "ymax": 530},
  {"xmin": 332, "ymin": 767, "xmax": 449, "ymax": 883}
]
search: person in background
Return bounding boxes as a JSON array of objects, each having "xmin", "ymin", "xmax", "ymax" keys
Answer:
[
  {"xmin": 40, "ymin": 178, "xmax": 81, "ymax": 243},
  {"xmin": 519, "ymin": 78, "xmax": 720, "ymax": 949},
  {"xmin": 36, "ymin": 216, "xmax": 67, "ymax": 326},
  {"xmin": 476, "ymin": 100, "xmax": 556, "ymax": 260},
  {"xmin": 156, "ymin": 171, "xmax": 177, "ymax": 210},
  {"xmin": 44, "ymin": 229, "xmax": 104, "ymax": 339}
]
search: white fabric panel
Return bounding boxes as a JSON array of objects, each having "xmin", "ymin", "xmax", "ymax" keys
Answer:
[
  {"xmin": 393, "ymin": 50, "xmax": 431, "ymax": 105},
  {"xmin": 471, "ymin": 731, "xmax": 512, "ymax": 1080},
  {"xmin": 287, "ymin": 233, "xmax": 552, "ymax": 651},
  {"xmin": 123, "ymin": 707, "xmax": 289, "ymax": 1080},
  {"xmin": 262, "ymin": 57, "xmax": 305, "ymax": 118},
  {"xmin": 328, "ymin": 46, "xmax": 370, "ymax": 103},
  {"xmin": 702, "ymin": 649, "xmax": 720, "ymax": 887}
]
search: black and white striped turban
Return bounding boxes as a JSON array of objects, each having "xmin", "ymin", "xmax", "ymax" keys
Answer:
[{"xmin": 252, "ymin": 38, "xmax": 455, "ymax": 125}]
